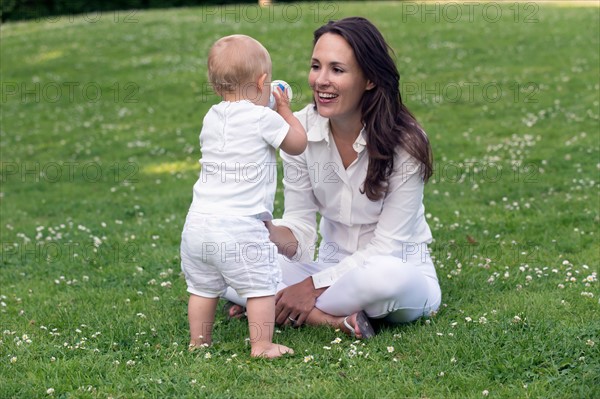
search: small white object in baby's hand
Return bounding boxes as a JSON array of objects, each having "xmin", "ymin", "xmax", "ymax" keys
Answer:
[{"xmin": 268, "ymin": 80, "xmax": 293, "ymax": 110}]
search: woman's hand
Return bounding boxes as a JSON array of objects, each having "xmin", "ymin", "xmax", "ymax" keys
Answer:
[{"xmin": 275, "ymin": 277, "xmax": 325, "ymax": 327}]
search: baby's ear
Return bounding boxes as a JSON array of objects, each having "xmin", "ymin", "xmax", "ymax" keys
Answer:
[{"xmin": 257, "ymin": 73, "xmax": 268, "ymax": 92}]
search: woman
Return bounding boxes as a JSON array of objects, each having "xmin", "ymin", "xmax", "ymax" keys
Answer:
[{"xmin": 225, "ymin": 17, "xmax": 441, "ymax": 338}]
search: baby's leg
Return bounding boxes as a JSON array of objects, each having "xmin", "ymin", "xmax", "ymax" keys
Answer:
[
  {"xmin": 188, "ymin": 294, "xmax": 219, "ymax": 348},
  {"xmin": 246, "ymin": 295, "xmax": 294, "ymax": 358}
]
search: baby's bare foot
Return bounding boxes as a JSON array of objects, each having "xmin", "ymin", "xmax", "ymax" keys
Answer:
[
  {"xmin": 251, "ymin": 343, "xmax": 294, "ymax": 359},
  {"xmin": 188, "ymin": 341, "xmax": 210, "ymax": 352}
]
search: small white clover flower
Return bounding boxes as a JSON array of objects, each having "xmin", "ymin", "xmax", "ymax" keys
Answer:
[
  {"xmin": 303, "ymin": 355, "xmax": 313, "ymax": 363},
  {"xmin": 387, "ymin": 346, "xmax": 394, "ymax": 353}
]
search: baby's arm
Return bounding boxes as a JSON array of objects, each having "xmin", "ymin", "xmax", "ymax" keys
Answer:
[{"xmin": 273, "ymin": 88, "xmax": 307, "ymax": 155}]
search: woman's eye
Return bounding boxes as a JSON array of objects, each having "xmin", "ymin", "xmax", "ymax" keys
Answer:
[{"xmin": 310, "ymin": 64, "xmax": 320, "ymax": 70}]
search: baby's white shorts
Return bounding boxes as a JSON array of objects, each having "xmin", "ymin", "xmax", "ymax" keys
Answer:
[{"xmin": 180, "ymin": 213, "xmax": 280, "ymax": 298}]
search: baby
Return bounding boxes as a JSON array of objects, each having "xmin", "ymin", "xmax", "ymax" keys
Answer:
[{"xmin": 180, "ymin": 34, "xmax": 306, "ymax": 358}]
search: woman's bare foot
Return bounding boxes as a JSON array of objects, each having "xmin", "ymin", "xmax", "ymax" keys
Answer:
[
  {"xmin": 224, "ymin": 301, "xmax": 246, "ymax": 319},
  {"xmin": 303, "ymin": 307, "xmax": 375, "ymax": 339},
  {"xmin": 251, "ymin": 343, "xmax": 294, "ymax": 359},
  {"xmin": 340, "ymin": 311, "xmax": 375, "ymax": 339},
  {"xmin": 340, "ymin": 313, "xmax": 363, "ymax": 338},
  {"xmin": 229, "ymin": 304, "xmax": 245, "ymax": 319}
]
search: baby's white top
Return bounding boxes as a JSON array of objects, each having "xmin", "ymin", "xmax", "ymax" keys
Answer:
[{"xmin": 188, "ymin": 100, "xmax": 289, "ymax": 220}]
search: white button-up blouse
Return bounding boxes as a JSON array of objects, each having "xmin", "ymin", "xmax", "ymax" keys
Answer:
[{"xmin": 273, "ymin": 105, "xmax": 434, "ymax": 289}]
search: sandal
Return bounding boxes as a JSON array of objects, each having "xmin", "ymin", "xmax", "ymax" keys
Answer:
[
  {"xmin": 343, "ymin": 310, "xmax": 376, "ymax": 339},
  {"xmin": 223, "ymin": 300, "xmax": 247, "ymax": 320}
]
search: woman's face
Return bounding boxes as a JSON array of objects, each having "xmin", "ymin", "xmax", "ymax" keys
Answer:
[{"xmin": 309, "ymin": 33, "xmax": 374, "ymax": 123}]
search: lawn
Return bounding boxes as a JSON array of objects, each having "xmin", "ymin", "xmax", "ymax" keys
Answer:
[{"xmin": 1, "ymin": 1, "xmax": 599, "ymax": 398}]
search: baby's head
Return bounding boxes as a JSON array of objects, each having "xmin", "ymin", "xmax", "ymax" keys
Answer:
[{"xmin": 208, "ymin": 35, "xmax": 272, "ymax": 104}]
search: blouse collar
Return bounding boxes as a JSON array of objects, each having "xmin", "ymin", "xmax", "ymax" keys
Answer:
[{"xmin": 307, "ymin": 114, "xmax": 367, "ymax": 153}]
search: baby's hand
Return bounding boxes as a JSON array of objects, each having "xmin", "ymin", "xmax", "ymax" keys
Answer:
[{"xmin": 272, "ymin": 86, "xmax": 292, "ymax": 116}]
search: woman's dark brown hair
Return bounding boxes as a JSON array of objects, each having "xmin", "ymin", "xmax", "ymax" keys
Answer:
[{"xmin": 314, "ymin": 17, "xmax": 433, "ymax": 200}]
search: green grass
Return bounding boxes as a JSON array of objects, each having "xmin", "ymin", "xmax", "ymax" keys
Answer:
[{"xmin": 1, "ymin": 1, "xmax": 599, "ymax": 398}]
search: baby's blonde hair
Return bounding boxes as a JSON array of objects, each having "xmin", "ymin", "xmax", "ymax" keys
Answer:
[{"xmin": 208, "ymin": 35, "xmax": 272, "ymax": 94}]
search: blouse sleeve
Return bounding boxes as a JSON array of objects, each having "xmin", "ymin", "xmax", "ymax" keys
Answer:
[
  {"xmin": 271, "ymin": 105, "xmax": 319, "ymax": 263},
  {"xmin": 311, "ymin": 153, "xmax": 431, "ymax": 288}
]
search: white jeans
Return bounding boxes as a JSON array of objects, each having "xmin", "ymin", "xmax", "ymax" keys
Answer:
[{"xmin": 224, "ymin": 249, "xmax": 442, "ymax": 324}]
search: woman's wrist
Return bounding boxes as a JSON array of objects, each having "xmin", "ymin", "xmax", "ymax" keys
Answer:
[
  {"xmin": 308, "ymin": 277, "xmax": 327, "ymax": 298},
  {"xmin": 267, "ymin": 222, "xmax": 299, "ymax": 258}
]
